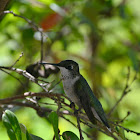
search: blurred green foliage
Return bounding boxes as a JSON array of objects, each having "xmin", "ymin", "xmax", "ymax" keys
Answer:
[{"xmin": 0, "ymin": 0, "xmax": 140, "ymax": 139}]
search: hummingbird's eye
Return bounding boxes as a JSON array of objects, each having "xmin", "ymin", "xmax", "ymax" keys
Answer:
[{"xmin": 67, "ymin": 65, "xmax": 73, "ymax": 70}]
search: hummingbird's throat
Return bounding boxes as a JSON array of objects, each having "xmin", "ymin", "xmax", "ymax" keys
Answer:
[
  {"xmin": 61, "ymin": 74, "xmax": 77, "ymax": 80},
  {"xmin": 59, "ymin": 67, "xmax": 78, "ymax": 80}
]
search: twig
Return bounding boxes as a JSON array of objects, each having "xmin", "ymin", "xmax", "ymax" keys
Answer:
[
  {"xmin": 2, "ymin": 101, "xmax": 52, "ymax": 114},
  {"xmin": 108, "ymin": 67, "xmax": 137, "ymax": 116},
  {"xmin": 71, "ymin": 103, "xmax": 84, "ymax": 140},
  {"xmin": 0, "ymin": 92, "xmax": 70, "ymax": 104},
  {"xmin": 0, "ymin": 68, "xmax": 25, "ymax": 89},
  {"xmin": 117, "ymin": 124, "xmax": 140, "ymax": 136},
  {"xmin": 10, "ymin": 52, "xmax": 24, "ymax": 68},
  {"xmin": 81, "ymin": 120, "xmax": 119, "ymax": 140},
  {"xmin": 0, "ymin": 66, "xmax": 48, "ymax": 92},
  {"xmin": 48, "ymin": 79, "xmax": 62, "ymax": 92},
  {"xmin": 53, "ymin": 135, "xmax": 55, "ymax": 140},
  {"xmin": 0, "ymin": 90, "xmax": 108, "ymax": 139},
  {"xmin": 37, "ymin": 78, "xmax": 49, "ymax": 84},
  {"xmin": 56, "ymin": 97, "xmax": 62, "ymax": 115},
  {"xmin": 76, "ymin": 114, "xmax": 84, "ymax": 140},
  {"xmin": 40, "ymin": 101, "xmax": 71, "ymax": 109},
  {"xmin": 0, "ymin": 91, "xmax": 121, "ymax": 139},
  {"xmin": 0, "ymin": 52, "xmax": 25, "ymax": 88},
  {"xmin": 1, "ymin": 11, "xmax": 46, "ymax": 64},
  {"xmin": 40, "ymin": 32, "xmax": 44, "ymax": 63},
  {"xmin": 111, "ymin": 122, "xmax": 140, "ymax": 136},
  {"xmin": 60, "ymin": 115, "xmax": 96, "ymax": 139},
  {"xmin": 0, "ymin": 52, "xmax": 48, "ymax": 91},
  {"xmin": 117, "ymin": 111, "xmax": 131, "ymax": 124},
  {"xmin": 1, "ymin": 10, "xmax": 42, "ymax": 32}
]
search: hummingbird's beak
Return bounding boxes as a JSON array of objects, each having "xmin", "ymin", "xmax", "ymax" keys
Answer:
[{"xmin": 39, "ymin": 62, "xmax": 60, "ymax": 67}]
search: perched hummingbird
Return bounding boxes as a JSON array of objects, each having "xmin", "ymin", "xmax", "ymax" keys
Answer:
[{"xmin": 41, "ymin": 60, "xmax": 111, "ymax": 131}]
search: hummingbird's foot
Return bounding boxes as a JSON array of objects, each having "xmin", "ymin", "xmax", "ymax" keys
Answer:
[
  {"xmin": 74, "ymin": 109, "xmax": 79, "ymax": 116},
  {"xmin": 74, "ymin": 107, "xmax": 83, "ymax": 115},
  {"xmin": 70, "ymin": 102, "xmax": 75, "ymax": 109},
  {"xmin": 70, "ymin": 102, "xmax": 79, "ymax": 115}
]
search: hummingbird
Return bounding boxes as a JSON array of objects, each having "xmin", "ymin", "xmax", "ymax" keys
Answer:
[{"xmin": 40, "ymin": 60, "xmax": 111, "ymax": 131}]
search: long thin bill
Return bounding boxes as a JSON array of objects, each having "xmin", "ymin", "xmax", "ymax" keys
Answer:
[{"xmin": 39, "ymin": 62, "xmax": 59, "ymax": 67}]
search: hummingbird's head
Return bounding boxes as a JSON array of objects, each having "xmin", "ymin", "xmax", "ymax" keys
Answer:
[
  {"xmin": 40, "ymin": 60, "xmax": 80, "ymax": 78},
  {"xmin": 58, "ymin": 60, "xmax": 79, "ymax": 73}
]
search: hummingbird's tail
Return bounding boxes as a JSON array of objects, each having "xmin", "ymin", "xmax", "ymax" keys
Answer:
[
  {"xmin": 107, "ymin": 127, "xmax": 111, "ymax": 132},
  {"xmin": 91, "ymin": 107, "xmax": 111, "ymax": 132}
]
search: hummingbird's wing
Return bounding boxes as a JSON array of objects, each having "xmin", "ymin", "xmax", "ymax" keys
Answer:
[
  {"xmin": 74, "ymin": 76, "xmax": 96, "ymax": 124},
  {"xmin": 77, "ymin": 75, "xmax": 110, "ymax": 129}
]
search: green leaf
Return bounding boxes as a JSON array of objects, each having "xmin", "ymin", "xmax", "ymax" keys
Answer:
[
  {"xmin": 2, "ymin": 110, "xmax": 22, "ymax": 140},
  {"xmin": 20, "ymin": 123, "xmax": 44, "ymax": 140},
  {"xmin": 29, "ymin": 134, "xmax": 44, "ymax": 140},
  {"xmin": 128, "ymin": 48, "xmax": 139, "ymax": 71},
  {"xmin": 119, "ymin": 127, "xmax": 126, "ymax": 140},
  {"xmin": 48, "ymin": 112, "xmax": 59, "ymax": 140},
  {"xmin": 62, "ymin": 131, "xmax": 79, "ymax": 140}
]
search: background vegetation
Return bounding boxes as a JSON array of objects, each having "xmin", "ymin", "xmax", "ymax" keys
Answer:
[{"xmin": 0, "ymin": 0, "xmax": 140, "ymax": 139}]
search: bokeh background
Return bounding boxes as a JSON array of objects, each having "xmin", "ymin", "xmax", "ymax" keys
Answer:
[{"xmin": 0, "ymin": 0, "xmax": 140, "ymax": 139}]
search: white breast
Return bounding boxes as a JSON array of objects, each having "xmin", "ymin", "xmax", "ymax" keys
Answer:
[
  {"xmin": 63, "ymin": 76, "xmax": 81, "ymax": 106},
  {"xmin": 59, "ymin": 67, "xmax": 80, "ymax": 106}
]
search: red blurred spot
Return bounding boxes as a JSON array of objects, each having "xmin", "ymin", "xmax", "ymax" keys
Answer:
[{"xmin": 41, "ymin": 12, "xmax": 63, "ymax": 31}]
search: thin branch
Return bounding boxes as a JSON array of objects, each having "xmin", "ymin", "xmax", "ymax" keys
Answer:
[
  {"xmin": 81, "ymin": 120, "xmax": 119, "ymax": 140},
  {"xmin": 10, "ymin": 52, "xmax": 24, "ymax": 68},
  {"xmin": 0, "ymin": 66, "xmax": 48, "ymax": 92},
  {"xmin": 76, "ymin": 114, "xmax": 84, "ymax": 140},
  {"xmin": 0, "ymin": 91, "xmax": 112, "ymax": 139},
  {"xmin": 0, "ymin": 52, "xmax": 25, "ymax": 88},
  {"xmin": 108, "ymin": 67, "xmax": 137, "ymax": 116},
  {"xmin": 116, "ymin": 111, "xmax": 131, "ymax": 124},
  {"xmin": 2, "ymin": 101, "xmax": 52, "ymax": 116},
  {"xmin": 0, "ymin": 92, "xmax": 70, "ymax": 104},
  {"xmin": 1, "ymin": 11, "xmax": 46, "ymax": 64},
  {"xmin": 71, "ymin": 103, "xmax": 84, "ymax": 140},
  {"xmin": 0, "ymin": 68, "xmax": 25, "ymax": 89},
  {"xmin": 117, "ymin": 124, "xmax": 140, "ymax": 136},
  {"xmin": 40, "ymin": 32, "xmax": 44, "ymax": 63},
  {"xmin": 48, "ymin": 79, "xmax": 62, "ymax": 92},
  {"xmin": 108, "ymin": 88, "xmax": 131, "ymax": 116},
  {"xmin": 111, "ymin": 122, "xmax": 140, "ymax": 136},
  {"xmin": 60, "ymin": 115, "xmax": 96, "ymax": 139},
  {"xmin": 0, "ymin": 52, "xmax": 48, "ymax": 91},
  {"xmin": 72, "ymin": 105, "xmax": 84, "ymax": 140},
  {"xmin": 57, "ymin": 97, "xmax": 62, "ymax": 113},
  {"xmin": 0, "ymin": 91, "xmax": 134, "ymax": 139},
  {"xmin": 1, "ymin": 10, "xmax": 42, "ymax": 32}
]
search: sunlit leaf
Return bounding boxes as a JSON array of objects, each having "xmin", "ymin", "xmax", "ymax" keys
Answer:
[
  {"xmin": 48, "ymin": 112, "xmax": 59, "ymax": 140},
  {"xmin": 62, "ymin": 131, "xmax": 79, "ymax": 140},
  {"xmin": 20, "ymin": 123, "xmax": 44, "ymax": 140},
  {"xmin": 119, "ymin": 127, "xmax": 126, "ymax": 140},
  {"xmin": 2, "ymin": 110, "xmax": 22, "ymax": 140},
  {"xmin": 128, "ymin": 48, "xmax": 139, "ymax": 71}
]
